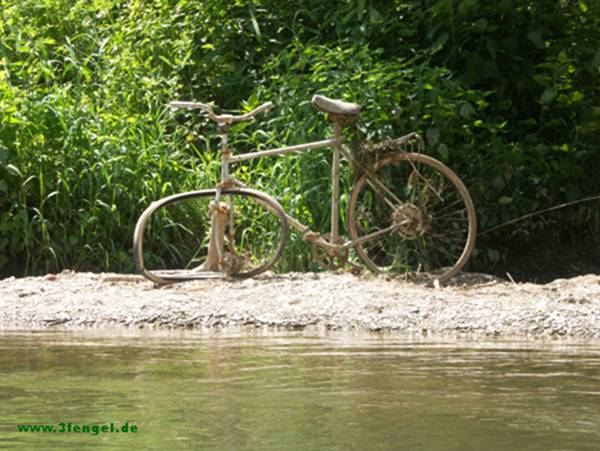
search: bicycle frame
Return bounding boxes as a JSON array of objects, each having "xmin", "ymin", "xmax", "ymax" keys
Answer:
[{"xmin": 216, "ymin": 118, "xmax": 404, "ymax": 259}]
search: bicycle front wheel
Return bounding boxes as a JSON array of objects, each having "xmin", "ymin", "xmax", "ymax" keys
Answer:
[
  {"xmin": 347, "ymin": 153, "xmax": 476, "ymax": 282},
  {"xmin": 133, "ymin": 188, "xmax": 288, "ymax": 283}
]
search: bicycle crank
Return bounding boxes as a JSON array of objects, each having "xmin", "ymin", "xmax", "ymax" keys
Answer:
[{"xmin": 311, "ymin": 234, "xmax": 349, "ymax": 270}]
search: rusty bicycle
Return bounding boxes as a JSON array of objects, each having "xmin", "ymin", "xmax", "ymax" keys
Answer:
[{"xmin": 133, "ymin": 95, "xmax": 477, "ymax": 284}]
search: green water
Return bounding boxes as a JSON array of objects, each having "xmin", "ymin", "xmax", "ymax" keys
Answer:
[{"xmin": 1, "ymin": 331, "xmax": 600, "ymax": 450}]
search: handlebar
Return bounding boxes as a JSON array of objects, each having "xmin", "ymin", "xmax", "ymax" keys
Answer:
[{"xmin": 170, "ymin": 100, "xmax": 274, "ymax": 124}]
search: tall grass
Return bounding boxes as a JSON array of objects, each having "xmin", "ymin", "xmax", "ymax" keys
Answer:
[{"xmin": 0, "ymin": 1, "xmax": 210, "ymax": 274}]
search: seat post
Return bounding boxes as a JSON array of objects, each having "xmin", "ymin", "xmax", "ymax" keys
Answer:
[
  {"xmin": 219, "ymin": 124, "xmax": 230, "ymax": 185},
  {"xmin": 330, "ymin": 118, "xmax": 343, "ymax": 244}
]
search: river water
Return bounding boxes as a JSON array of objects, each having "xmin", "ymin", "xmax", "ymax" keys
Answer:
[{"xmin": 1, "ymin": 331, "xmax": 599, "ymax": 450}]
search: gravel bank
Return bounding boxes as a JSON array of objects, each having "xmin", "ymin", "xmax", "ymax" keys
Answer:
[{"xmin": 1, "ymin": 271, "xmax": 599, "ymax": 339}]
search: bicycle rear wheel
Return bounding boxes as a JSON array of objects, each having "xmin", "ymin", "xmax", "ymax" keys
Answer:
[
  {"xmin": 133, "ymin": 188, "xmax": 288, "ymax": 284},
  {"xmin": 347, "ymin": 153, "xmax": 476, "ymax": 282}
]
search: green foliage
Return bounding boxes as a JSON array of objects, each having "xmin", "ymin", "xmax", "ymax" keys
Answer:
[
  {"xmin": 1, "ymin": 0, "xmax": 599, "ymax": 275},
  {"xmin": 0, "ymin": 0, "xmax": 206, "ymax": 273},
  {"xmin": 427, "ymin": 0, "xmax": 600, "ymax": 266}
]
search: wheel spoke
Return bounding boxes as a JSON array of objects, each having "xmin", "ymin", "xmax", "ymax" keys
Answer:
[
  {"xmin": 364, "ymin": 174, "xmax": 403, "ymax": 209},
  {"xmin": 433, "ymin": 197, "xmax": 465, "ymax": 215}
]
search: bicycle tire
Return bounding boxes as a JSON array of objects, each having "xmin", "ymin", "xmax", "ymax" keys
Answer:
[
  {"xmin": 133, "ymin": 188, "xmax": 289, "ymax": 284},
  {"xmin": 347, "ymin": 152, "xmax": 477, "ymax": 282}
]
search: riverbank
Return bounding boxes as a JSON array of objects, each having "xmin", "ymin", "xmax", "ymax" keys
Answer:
[{"xmin": 1, "ymin": 271, "xmax": 599, "ymax": 339}]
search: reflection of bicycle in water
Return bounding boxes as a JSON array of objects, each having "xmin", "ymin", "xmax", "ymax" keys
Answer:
[{"xmin": 133, "ymin": 95, "xmax": 477, "ymax": 285}]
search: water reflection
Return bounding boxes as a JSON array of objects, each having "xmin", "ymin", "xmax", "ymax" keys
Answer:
[{"xmin": 0, "ymin": 331, "xmax": 599, "ymax": 450}]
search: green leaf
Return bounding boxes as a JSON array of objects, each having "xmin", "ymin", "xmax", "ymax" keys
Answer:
[
  {"xmin": 498, "ymin": 196, "xmax": 513, "ymax": 205},
  {"xmin": 6, "ymin": 164, "xmax": 22, "ymax": 178},
  {"xmin": 369, "ymin": 8, "xmax": 383, "ymax": 24},
  {"xmin": 358, "ymin": 0, "xmax": 366, "ymax": 19},
  {"xmin": 526, "ymin": 30, "xmax": 544, "ymax": 49},
  {"xmin": 432, "ymin": 32, "xmax": 449, "ymax": 54},
  {"xmin": 571, "ymin": 91, "xmax": 584, "ymax": 103},
  {"xmin": 492, "ymin": 176, "xmax": 505, "ymax": 190},
  {"xmin": 426, "ymin": 128, "xmax": 440, "ymax": 144},
  {"xmin": 540, "ymin": 88, "xmax": 557, "ymax": 105},
  {"xmin": 458, "ymin": 0, "xmax": 478, "ymax": 15},
  {"xmin": 486, "ymin": 39, "xmax": 497, "ymax": 59},
  {"xmin": 591, "ymin": 49, "xmax": 600, "ymax": 69},
  {"xmin": 459, "ymin": 102, "xmax": 475, "ymax": 118},
  {"xmin": 437, "ymin": 143, "xmax": 449, "ymax": 160},
  {"xmin": 249, "ymin": 7, "xmax": 261, "ymax": 38}
]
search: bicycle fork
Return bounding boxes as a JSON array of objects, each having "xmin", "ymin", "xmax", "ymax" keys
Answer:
[{"xmin": 196, "ymin": 125, "xmax": 234, "ymax": 273}]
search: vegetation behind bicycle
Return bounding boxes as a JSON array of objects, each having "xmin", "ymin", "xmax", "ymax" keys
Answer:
[{"xmin": 2, "ymin": 2, "xmax": 598, "ymax": 277}]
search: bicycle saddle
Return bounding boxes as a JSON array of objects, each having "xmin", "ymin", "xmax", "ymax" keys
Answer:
[{"xmin": 311, "ymin": 94, "xmax": 361, "ymax": 116}]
